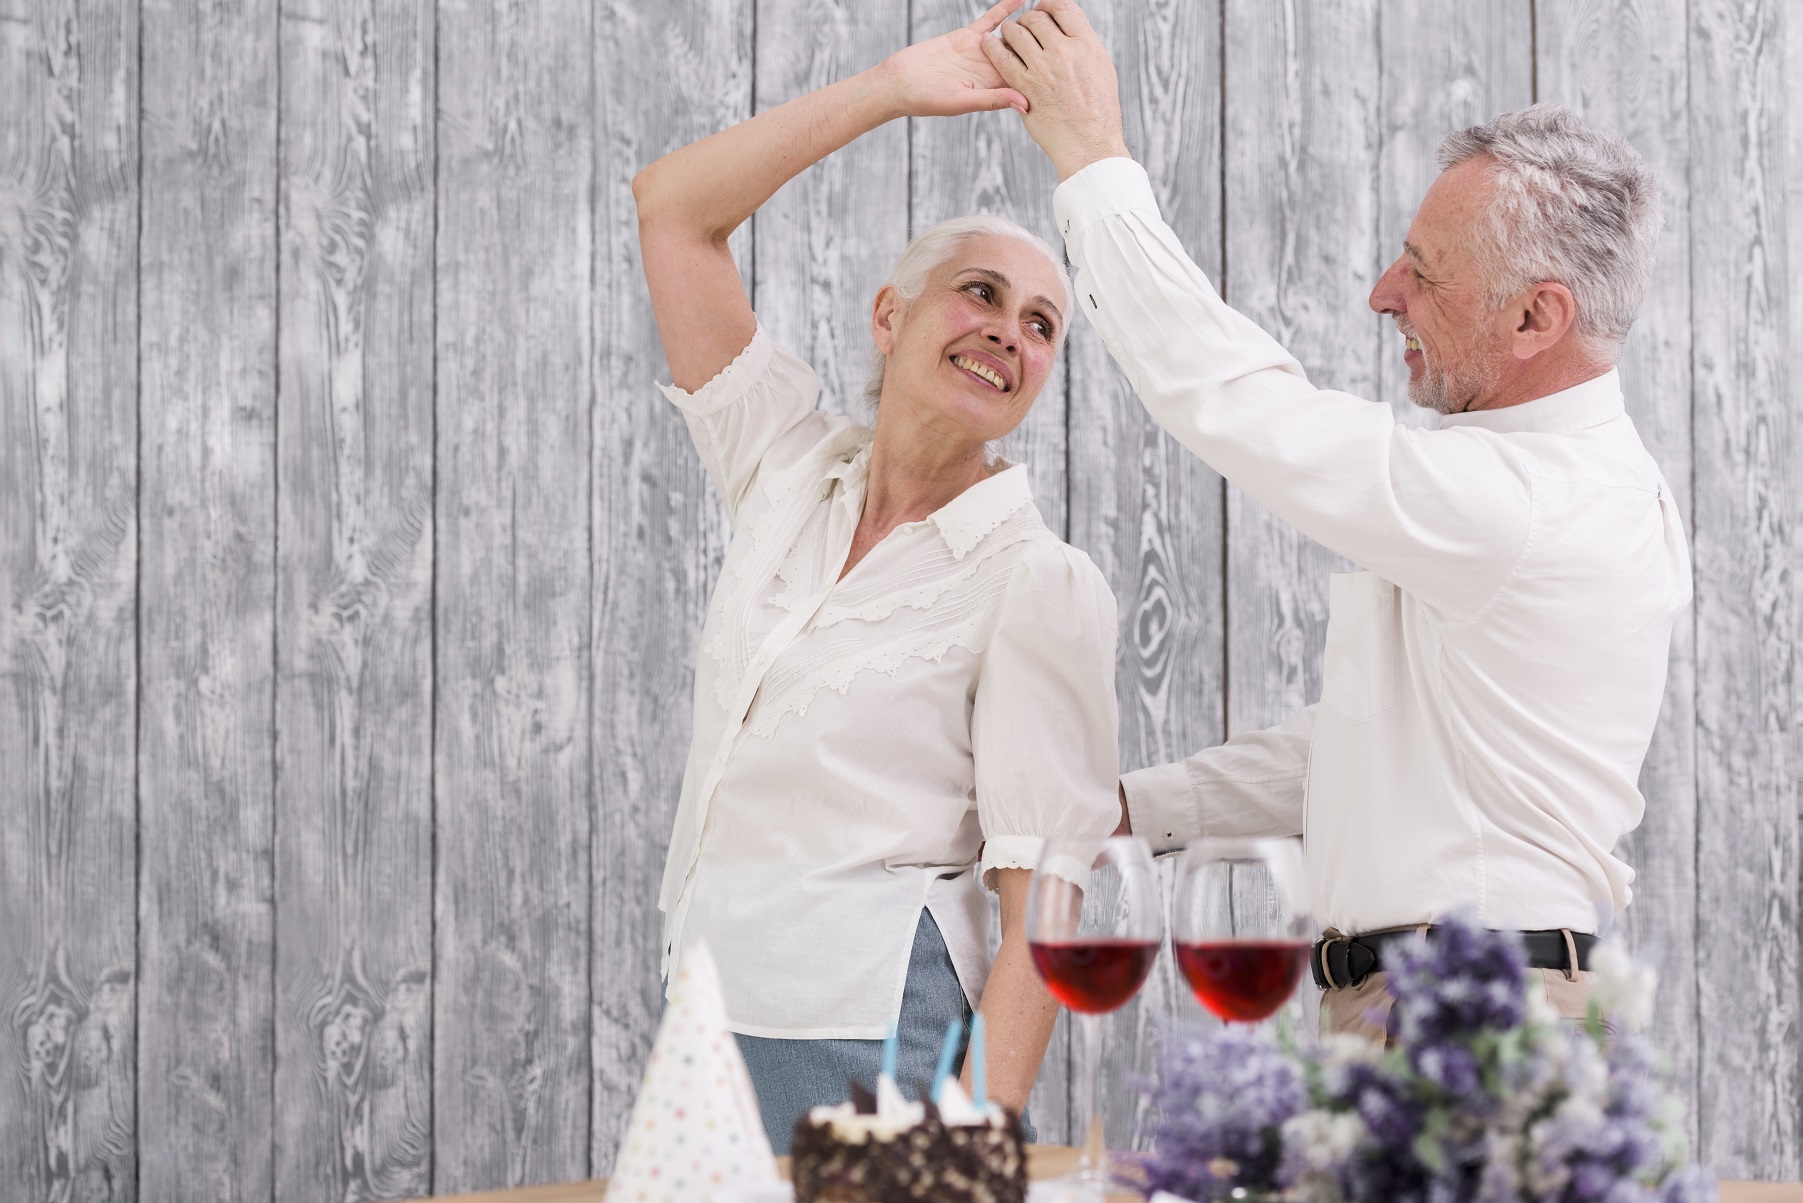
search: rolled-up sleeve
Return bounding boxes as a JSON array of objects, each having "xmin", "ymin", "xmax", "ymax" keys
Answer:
[
  {"xmin": 659, "ymin": 322, "xmax": 826, "ymax": 524},
  {"xmin": 973, "ymin": 547, "xmax": 1121, "ymax": 888},
  {"xmin": 1054, "ymin": 158, "xmax": 1535, "ymax": 622}
]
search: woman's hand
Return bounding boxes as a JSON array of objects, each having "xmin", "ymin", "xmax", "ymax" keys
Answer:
[{"xmin": 877, "ymin": 0, "xmax": 1029, "ymax": 118}]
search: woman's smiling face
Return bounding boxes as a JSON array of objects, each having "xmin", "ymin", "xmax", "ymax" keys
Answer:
[{"xmin": 870, "ymin": 233, "xmax": 1067, "ymax": 446}]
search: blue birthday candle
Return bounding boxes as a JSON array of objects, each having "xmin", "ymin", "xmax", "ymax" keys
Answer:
[
  {"xmin": 930, "ymin": 1018, "xmax": 962, "ymax": 1104},
  {"xmin": 971, "ymin": 1013, "xmax": 987, "ymax": 1111},
  {"xmin": 880, "ymin": 1023, "xmax": 898, "ymax": 1083}
]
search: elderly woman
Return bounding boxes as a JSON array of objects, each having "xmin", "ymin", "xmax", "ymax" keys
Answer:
[{"xmin": 631, "ymin": 0, "xmax": 1118, "ymax": 1151}]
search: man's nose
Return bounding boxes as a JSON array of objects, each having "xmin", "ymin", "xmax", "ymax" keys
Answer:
[{"xmin": 1369, "ymin": 258, "xmax": 1405, "ymax": 315}]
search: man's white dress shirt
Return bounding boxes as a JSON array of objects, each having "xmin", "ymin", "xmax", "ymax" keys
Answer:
[
  {"xmin": 659, "ymin": 324, "xmax": 1119, "ymax": 1039},
  {"xmin": 1054, "ymin": 157, "xmax": 1692, "ymax": 937}
]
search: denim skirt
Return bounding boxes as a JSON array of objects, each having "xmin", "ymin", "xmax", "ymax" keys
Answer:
[{"xmin": 734, "ymin": 909, "xmax": 1035, "ymax": 1153}]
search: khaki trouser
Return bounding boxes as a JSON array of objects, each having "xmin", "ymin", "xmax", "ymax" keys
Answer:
[{"xmin": 1319, "ymin": 965, "xmax": 1603, "ymax": 1046}]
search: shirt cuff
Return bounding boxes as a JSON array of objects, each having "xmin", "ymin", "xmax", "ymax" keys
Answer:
[
  {"xmin": 656, "ymin": 322, "xmax": 775, "ymax": 418},
  {"xmin": 1052, "ymin": 156, "xmax": 1160, "ymax": 243},
  {"xmin": 979, "ymin": 834, "xmax": 1047, "ymax": 891},
  {"xmin": 1121, "ymin": 760, "xmax": 1202, "ymax": 855}
]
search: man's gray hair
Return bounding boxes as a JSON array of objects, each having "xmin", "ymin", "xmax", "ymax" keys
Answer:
[
  {"xmin": 1438, "ymin": 103, "xmax": 1661, "ymax": 355},
  {"xmin": 865, "ymin": 214, "xmax": 1071, "ymax": 405}
]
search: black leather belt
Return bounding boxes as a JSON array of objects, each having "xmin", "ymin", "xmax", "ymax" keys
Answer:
[{"xmin": 1311, "ymin": 926, "xmax": 1597, "ymax": 990}]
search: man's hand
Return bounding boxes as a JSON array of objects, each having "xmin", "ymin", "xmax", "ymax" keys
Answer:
[
  {"xmin": 876, "ymin": 0, "xmax": 1029, "ymax": 119},
  {"xmin": 980, "ymin": 0, "xmax": 1131, "ymax": 179}
]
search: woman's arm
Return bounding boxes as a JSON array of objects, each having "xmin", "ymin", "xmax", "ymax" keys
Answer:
[
  {"xmin": 961, "ymin": 867, "xmax": 1060, "ymax": 1113},
  {"xmin": 632, "ymin": 1, "xmax": 1028, "ymax": 392}
]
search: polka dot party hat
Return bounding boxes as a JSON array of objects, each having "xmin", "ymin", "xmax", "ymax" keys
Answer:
[{"xmin": 609, "ymin": 940, "xmax": 782, "ymax": 1201}]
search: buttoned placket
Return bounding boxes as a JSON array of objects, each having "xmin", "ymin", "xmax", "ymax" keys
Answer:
[{"xmin": 664, "ymin": 471, "xmax": 873, "ymax": 972}]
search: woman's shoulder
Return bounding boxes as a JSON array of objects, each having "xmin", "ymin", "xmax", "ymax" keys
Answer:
[{"xmin": 989, "ymin": 517, "xmax": 1117, "ymax": 616}]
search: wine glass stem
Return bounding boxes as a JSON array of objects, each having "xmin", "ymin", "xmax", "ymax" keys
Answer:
[{"xmin": 1077, "ymin": 1011, "xmax": 1105, "ymax": 1178}]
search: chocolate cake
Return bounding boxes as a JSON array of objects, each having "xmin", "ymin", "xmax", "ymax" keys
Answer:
[{"xmin": 790, "ymin": 1081, "xmax": 1028, "ymax": 1203}]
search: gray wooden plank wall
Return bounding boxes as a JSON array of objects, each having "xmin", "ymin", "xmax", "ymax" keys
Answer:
[{"xmin": 1, "ymin": 0, "xmax": 1798, "ymax": 1197}]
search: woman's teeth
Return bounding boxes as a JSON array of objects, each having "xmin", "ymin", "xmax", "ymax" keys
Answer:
[{"xmin": 952, "ymin": 354, "xmax": 1007, "ymax": 391}]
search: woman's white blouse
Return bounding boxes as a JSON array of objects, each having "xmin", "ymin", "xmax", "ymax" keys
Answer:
[{"xmin": 657, "ymin": 324, "xmax": 1120, "ymax": 1039}]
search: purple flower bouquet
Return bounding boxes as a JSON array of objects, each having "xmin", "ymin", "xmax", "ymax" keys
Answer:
[{"xmin": 1142, "ymin": 915, "xmax": 1715, "ymax": 1203}]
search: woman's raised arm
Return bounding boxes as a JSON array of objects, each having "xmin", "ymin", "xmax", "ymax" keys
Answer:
[{"xmin": 632, "ymin": 1, "xmax": 1029, "ymax": 392}]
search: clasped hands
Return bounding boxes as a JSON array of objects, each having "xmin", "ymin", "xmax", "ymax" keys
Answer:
[{"xmin": 877, "ymin": 0, "xmax": 1132, "ymax": 181}]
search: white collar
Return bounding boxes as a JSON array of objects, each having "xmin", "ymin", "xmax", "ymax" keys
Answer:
[
  {"xmin": 1438, "ymin": 369, "xmax": 1625, "ymax": 435},
  {"xmin": 824, "ymin": 439, "xmax": 1035, "ymax": 560}
]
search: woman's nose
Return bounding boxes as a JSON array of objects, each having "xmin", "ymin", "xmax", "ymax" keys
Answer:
[{"xmin": 985, "ymin": 330, "xmax": 1017, "ymax": 353}]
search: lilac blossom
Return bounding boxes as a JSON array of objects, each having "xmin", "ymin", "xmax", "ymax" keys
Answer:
[{"xmin": 1140, "ymin": 915, "xmax": 1713, "ymax": 1203}]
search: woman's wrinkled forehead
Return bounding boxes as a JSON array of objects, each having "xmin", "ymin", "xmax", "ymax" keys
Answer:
[{"xmin": 935, "ymin": 233, "xmax": 1072, "ymax": 325}]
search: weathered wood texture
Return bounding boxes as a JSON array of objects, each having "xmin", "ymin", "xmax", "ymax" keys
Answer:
[
  {"xmin": 434, "ymin": 0, "xmax": 593, "ymax": 1191},
  {"xmin": 275, "ymin": 1, "xmax": 438, "ymax": 1200},
  {"xmin": 137, "ymin": 0, "xmax": 280, "ymax": 1200},
  {"xmin": 0, "ymin": 0, "xmax": 139, "ymax": 1199},
  {"xmin": 1690, "ymin": 0, "xmax": 1801, "ymax": 1180},
  {"xmin": 1536, "ymin": 0, "xmax": 1701, "ymax": 1153},
  {"xmin": 4, "ymin": 0, "xmax": 1801, "ymax": 1195},
  {"xmin": 753, "ymin": 0, "xmax": 911, "ymax": 418},
  {"xmin": 592, "ymin": 0, "xmax": 751, "ymax": 1177},
  {"xmin": 1222, "ymin": 0, "xmax": 1373, "ymax": 752},
  {"xmin": 1066, "ymin": 0, "xmax": 1225, "ymax": 1152}
]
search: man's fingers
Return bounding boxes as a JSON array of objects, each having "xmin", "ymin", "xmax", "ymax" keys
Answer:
[
  {"xmin": 1036, "ymin": 0, "xmax": 1096, "ymax": 38},
  {"xmin": 999, "ymin": 19, "xmax": 1047, "ymax": 62},
  {"xmin": 979, "ymin": 31, "xmax": 1032, "ymax": 85},
  {"xmin": 970, "ymin": 0, "xmax": 1026, "ymax": 36},
  {"xmin": 1018, "ymin": 8, "xmax": 1063, "ymax": 44}
]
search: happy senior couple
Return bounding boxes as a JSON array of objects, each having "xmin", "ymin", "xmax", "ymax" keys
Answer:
[{"xmin": 632, "ymin": 0, "xmax": 1690, "ymax": 1151}]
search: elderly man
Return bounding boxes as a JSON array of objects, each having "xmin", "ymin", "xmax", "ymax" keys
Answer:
[{"xmin": 981, "ymin": 2, "xmax": 1691, "ymax": 1040}]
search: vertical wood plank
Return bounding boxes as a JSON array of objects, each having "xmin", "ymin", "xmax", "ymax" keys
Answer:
[
  {"xmin": 275, "ymin": 0, "xmax": 437, "ymax": 1198},
  {"xmin": 138, "ymin": 0, "xmax": 280, "ymax": 1198},
  {"xmin": 753, "ymin": 0, "xmax": 911, "ymax": 417},
  {"xmin": 592, "ymin": 0, "xmax": 750, "ymax": 1175},
  {"xmin": 1222, "ymin": 0, "xmax": 1376, "ymax": 780},
  {"xmin": 1690, "ymin": 0, "xmax": 1800, "ymax": 1179},
  {"xmin": 1376, "ymin": 1, "xmax": 1533, "ymax": 425},
  {"xmin": 0, "ymin": 0, "xmax": 140, "ymax": 1198},
  {"xmin": 1535, "ymin": 0, "xmax": 1699, "ymax": 1149},
  {"xmin": 910, "ymin": 0, "xmax": 1069, "ymax": 539},
  {"xmin": 435, "ymin": 0, "xmax": 593, "ymax": 1190},
  {"xmin": 1065, "ymin": 0, "xmax": 1224, "ymax": 1152}
]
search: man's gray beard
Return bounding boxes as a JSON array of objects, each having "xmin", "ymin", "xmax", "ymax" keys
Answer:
[{"xmin": 1407, "ymin": 346, "xmax": 1503, "ymax": 415}]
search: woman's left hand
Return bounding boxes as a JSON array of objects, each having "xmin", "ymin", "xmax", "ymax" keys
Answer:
[{"xmin": 876, "ymin": 0, "xmax": 1030, "ymax": 118}]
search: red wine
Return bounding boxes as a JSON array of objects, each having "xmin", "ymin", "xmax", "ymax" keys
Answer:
[
  {"xmin": 1029, "ymin": 939, "xmax": 1160, "ymax": 1013},
  {"xmin": 1174, "ymin": 940, "xmax": 1310, "ymax": 1023}
]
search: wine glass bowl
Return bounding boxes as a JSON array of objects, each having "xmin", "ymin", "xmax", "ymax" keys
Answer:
[
  {"xmin": 1173, "ymin": 838, "xmax": 1313, "ymax": 1024},
  {"xmin": 1025, "ymin": 836, "xmax": 1162, "ymax": 1193}
]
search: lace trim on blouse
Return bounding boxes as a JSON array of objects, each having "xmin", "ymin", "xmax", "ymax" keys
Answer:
[{"xmin": 745, "ymin": 508, "xmax": 1052, "ymax": 739}]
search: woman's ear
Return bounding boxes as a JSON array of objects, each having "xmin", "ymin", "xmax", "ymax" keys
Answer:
[{"xmin": 871, "ymin": 284, "xmax": 902, "ymax": 356}]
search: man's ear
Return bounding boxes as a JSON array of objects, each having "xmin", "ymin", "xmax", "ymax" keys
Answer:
[
  {"xmin": 1510, "ymin": 281, "xmax": 1578, "ymax": 360},
  {"xmin": 871, "ymin": 284, "xmax": 903, "ymax": 357}
]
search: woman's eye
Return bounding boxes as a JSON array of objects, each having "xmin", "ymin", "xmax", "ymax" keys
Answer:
[
  {"xmin": 966, "ymin": 283, "xmax": 993, "ymax": 302},
  {"xmin": 1030, "ymin": 319, "xmax": 1052, "ymax": 339}
]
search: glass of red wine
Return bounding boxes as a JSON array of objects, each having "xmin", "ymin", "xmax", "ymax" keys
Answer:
[
  {"xmin": 1026, "ymin": 836, "xmax": 1162, "ymax": 1194},
  {"xmin": 1173, "ymin": 838, "xmax": 1313, "ymax": 1025}
]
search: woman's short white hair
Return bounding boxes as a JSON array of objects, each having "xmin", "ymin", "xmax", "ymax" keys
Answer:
[
  {"xmin": 864, "ymin": 214, "xmax": 1073, "ymax": 405},
  {"xmin": 1437, "ymin": 103, "xmax": 1661, "ymax": 356}
]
